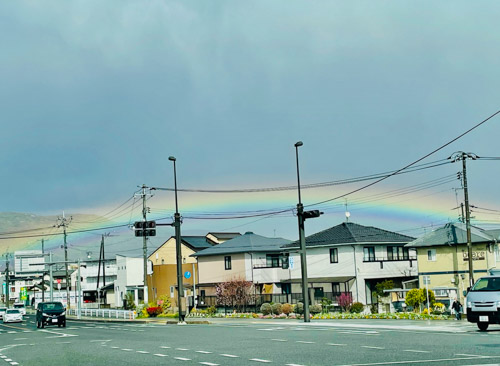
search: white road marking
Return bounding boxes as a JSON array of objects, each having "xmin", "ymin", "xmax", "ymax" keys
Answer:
[
  {"xmin": 221, "ymin": 354, "xmax": 239, "ymax": 358},
  {"xmin": 13, "ymin": 338, "xmax": 27, "ymax": 341},
  {"xmin": 296, "ymin": 341, "xmax": 315, "ymax": 344},
  {"xmin": 137, "ymin": 351, "xmax": 149, "ymax": 354},
  {"xmin": 271, "ymin": 339, "xmax": 287, "ymax": 342},
  {"xmin": 90, "ymin": 339, "xmax": 112, "ymax": 343},
  {"xmin": 337, "ymin": 356, "xmax": 499, "ymax": 366},
  {"xmin": 5, "ymin": 359, "xmax": 12, "ymax": 362},
  {"xmin": 403, "ymin": 350, "xmax": 430, "ymax": 353},
  {"xmin": 174, "ymin": 357, "xmax": 191, "ymax": 361},
  {"xmin": 160, "ymin": 346, "xmax": 171, "ymax": 349},
  {"xmin": 154, "ymin": 354, "xmax": 168, "ymax": 357},
  {"xmin": 196, "ymin": 351, "xmax": 213, "ymax": 354},
  {"xmin": 287, "ymin": 364, "xmax": 307, "ymax": 366},
  {"xmin": 111, "ymin": 346, "xmax": 119, "ymax": 349},
  {"xmin": 250, "ymin": 358, "xmax": 272, "ymax": 363},
  {"xmin": 11, "ymin": 363, "xmax": 19, "ymax": 365},
  {"xmin": 199, "ymin": 362, "xmax": 219, "ymax": 366},
  {"xmin": 176, "ymin": 348, "xmax": 190, "ymax": 351},
  {"xmin": 327, "ymin": 343, "xmax": 347, "ymax": 346},
  {"xmin": 361, "ymin": 346, "xmax": 385, "ymax": 350},
  {"xmin": 121, "ymin": 348, "xmax": 133, "ymax": 351},
  {"xmin": 455, "ymin": 354, "xmax": 485, "ymax": 357}
]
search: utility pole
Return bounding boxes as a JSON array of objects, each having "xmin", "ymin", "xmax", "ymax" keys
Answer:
[
  {"xmin": 450, "ymin": 152, "xmax": 478, "ymax": 287},
  {"xmin": 135, "ymin": 185, "xmax": 152, "ymax": 305},
  {"xmin": 57, "ymin": 212, "xmax": 72, "ymax": 308},
  {"xmin": 96, "ymin": 234, "xmax": 107, "ymax": 308},
  {"xmin": 4, "ymin": 254, "xmax": 11, "ymax": 305},
  {"xmin": 41, "ymin": 239, "xmax": 45, "ymax": 302}
]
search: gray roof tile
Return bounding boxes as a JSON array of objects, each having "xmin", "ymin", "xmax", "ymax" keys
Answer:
[{"xmin": 283, "ymin": 222, "xmax": 415, "ymax": 248}]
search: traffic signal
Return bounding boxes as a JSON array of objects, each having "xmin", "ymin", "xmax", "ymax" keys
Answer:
[
  {"xmin": 302, "ymin": 210, "xmax": 323, "ymax": 220},
  {"xmin": 134, "ymin": 221, "xmax": 156, "ymax": 237}
]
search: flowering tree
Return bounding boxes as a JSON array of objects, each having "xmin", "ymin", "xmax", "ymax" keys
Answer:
[
  {"xmin": 215, "ymin": 278, "xmax": 253, "ymax": 312},
  {"xmin": 337, "ymin": 292, "xmax": 353, "ymax": 312}
]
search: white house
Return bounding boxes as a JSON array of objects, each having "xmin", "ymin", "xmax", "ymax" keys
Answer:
[
  {"xmin": 114, "ymin": 255, "xmax": 144, "ymax": 308},
  {"xmin": 283, "ymin": 222, "xmax": 418, "ymax": 305}
]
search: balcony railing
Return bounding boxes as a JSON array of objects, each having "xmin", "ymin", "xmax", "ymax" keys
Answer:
[{"xmin": 363, "ymin": 255, "xmax": 417, "ymax": 263}]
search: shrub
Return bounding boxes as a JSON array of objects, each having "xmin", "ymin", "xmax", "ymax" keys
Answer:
[
  {"xmin": 281, "ymin": 303, "xmax": 293, "ymax": 315},
  {"xmin": 206, "ymin": 306, "xmax": 217, "ymax": 316},
  {"xmin": 146, "ymin": 306, "xmax": 162, "ymax": 317},
  {"xmin": 350, "ymin": 302, "xmax": 364, "ymax": 314},
  {"xmin": 260, "ymin": 303, "xmax": 272, "ymax": 315},
  {"xmin": 295, "ymin": 302, "xmax": 304, "ymax": 315},
  {"xmin": 370, "ymin": 303, "xmax": 378, "ymax": 314},
  {"xmin": 310, "ymin": 304, "xmax": 322, "ymax": 314},
  {"xmin": 337, "ymin": 292, "xmax": 353, "ymax": 312},
  {"xmin": 271, "ymin": 303, "xmax": 282, "ymax": 315}
]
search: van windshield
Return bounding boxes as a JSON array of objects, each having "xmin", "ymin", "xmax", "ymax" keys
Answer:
[
  {"xmin": 471, "ymin": 277, "xmax": 500, "ymax": 291},
  {"xmin": 14, "ymin": 304, "xmax": 24, "ymax": 308},
  {"xmin": 43, "ymin": 302, "xmax": 64, "ymax": 311}
]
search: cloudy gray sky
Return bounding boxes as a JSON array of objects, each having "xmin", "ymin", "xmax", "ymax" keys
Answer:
[{"xmin": 1, "ymin": 1, "xmax": 500, "ymax": 253}]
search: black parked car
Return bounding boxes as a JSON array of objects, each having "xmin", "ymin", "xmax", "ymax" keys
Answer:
[{"xmin": 36, "ymin": 301, "xmax": 66, "ymax": 328}]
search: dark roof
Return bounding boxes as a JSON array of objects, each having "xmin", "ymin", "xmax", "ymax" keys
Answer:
[
  {"xmin": 193, "ymin": 232, "xmax": 292, "ymax": 257},
  {"xmin": 182, "ymin": 236, "xmax": 214, "ymax": 250},
  {"xmin": 282, "ymin": 222, "xmax": 415, "ymax": 249},
  {"xmin": 406, "ymin": 222, "xmax": 495, "ymax": 248},
  {"xmin": 206, "ymin": 232, "xmax": 241, "ymax": 241},
  {"xmin": 486, "ymin": 229, "xmax": 500, "ymax": 241}
]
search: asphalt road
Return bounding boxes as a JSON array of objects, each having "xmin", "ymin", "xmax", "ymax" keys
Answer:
[{"xmin": 1, "ymin": 316, "xmax": 499, "ymax": 366}]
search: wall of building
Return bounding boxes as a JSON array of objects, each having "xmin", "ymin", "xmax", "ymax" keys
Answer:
[
  {"xmin": 148, "ymin": 238, "xmax": 197, "ymax": 265},
  {"xmin": 198, "ymin": 253, "xmax": 247, "ymax": 284}
]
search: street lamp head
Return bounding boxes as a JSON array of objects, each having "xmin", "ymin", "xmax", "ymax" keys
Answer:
[
  {"xmin": 168, "ymin": 156, "xmax": 176, "ymax": 162},
  {"xmin": 294, "ymin": 141, "xmax": 303, "ymax": 148}
]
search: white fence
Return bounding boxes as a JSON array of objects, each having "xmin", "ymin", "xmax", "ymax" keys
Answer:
[{"xmin": 68, "ymin": 308, "xmax": 136, "ymax": 320}]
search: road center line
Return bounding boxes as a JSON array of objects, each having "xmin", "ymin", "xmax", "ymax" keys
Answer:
[
  {"xmin": 199, "ymin": 362, "xmax": 219, "ymax": 366},
  {"xmin": 174, "ymin": 357, "xmax": 191, "ymax": 361},
  {"xmin": 154, "ymin": 353, "xmax": 168, "ymax": 357},
  {"xmin": 327, "ymin": 343, "xmax": 347, "ymax": 346},
  {"xmin": 403, "ymin": 350, "xmax": 430, "ymax": 353},
  {"xmin": 361, "ymin": 346, "xmax": 385, "ymax": 350},
  {"xmin": 220, "ymin": 354, "xmax": 239, "ymax": 358},
  {"xmin": 250, "ymin": 358, "xmax": 272, "ymax": 363},
  {"xmin": 196, "ymin": 351, "xmax": 213, "ymax": 354},
  {"xmin": 296, "ymin": 341, "xmax": 315, "ymax": 344},
  {"xmin": 271, "ymin": 339, "xmax": 287, "ymax": 342}
]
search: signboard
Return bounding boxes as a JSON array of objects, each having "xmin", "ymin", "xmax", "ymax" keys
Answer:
[
  {"xmin": 2, "ymin": 283, "xmax": 5, "ymax": 295},
  {"xmin": 463, "ymin": 251, "xmax": 486, "ymax": 261},
  {"xmin": 184, "ymin": 271, "xmax": 191, "ymax": 279},
  {"xmin": 20, "ymin": 287, "xmax": 28, "ymax": 301},
  {"xmin": 289, "ymin": 256, "xmax": 294, "ymax": 270}
]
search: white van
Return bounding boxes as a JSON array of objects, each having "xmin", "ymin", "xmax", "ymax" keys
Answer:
[
  {"xmin": 466, "ymin": 276, "xmax": 500, "ymax": 331},
  {"xmin": 13, "ymin": 302, "xmax": 26, "ymax": 315}
]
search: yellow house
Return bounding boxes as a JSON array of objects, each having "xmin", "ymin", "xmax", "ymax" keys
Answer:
[
  {"xmin": 147, "ymin": 233, "xmax": 240, "ymax": 308},
  {"xmin": 406, "ymin": 223, "xmax": 499, "ymax": 307}
]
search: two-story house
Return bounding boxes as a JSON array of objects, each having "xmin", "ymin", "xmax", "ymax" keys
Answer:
[
  {"xmin": 283, "ymin": 222, "xmax": 417, "ymax": 306},
  {"xmin": 405, "ymin": 222, "xmax": 498, "ymax": 307},
  {"xmin": 193, "ymin": 232, "xmax": 292, "ymax": 307}
]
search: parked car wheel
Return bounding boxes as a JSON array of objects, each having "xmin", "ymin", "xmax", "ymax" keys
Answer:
[{"xmin": 478, "ymin": 322, "xmax": 489, "ymax": 331}]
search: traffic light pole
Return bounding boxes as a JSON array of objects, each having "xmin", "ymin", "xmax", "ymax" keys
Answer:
[
  {"xmin": 294, "ymin": 142, "xmax": 310, "ymax": 322},
  {"xmin": 169, "ymin": 156, "xmax": 185, "ymax": 324}
]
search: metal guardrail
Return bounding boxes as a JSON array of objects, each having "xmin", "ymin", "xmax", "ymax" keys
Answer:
[{"xmin": 68, "ymin": 308, "xmax": 136, "ymax": 320}]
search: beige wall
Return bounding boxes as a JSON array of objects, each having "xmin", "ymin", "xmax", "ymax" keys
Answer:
[
  {"xmin": 148, "ymin": 263, "xmax": 198, "ymax": 306},
  {"xmin": 148, "ymin": 237, "xmax": 197, "ymax": 265},
  {"xmin": 416, "ymin": 243, "xmax": 496, "ymax": 302},
  {"xmin": 198, "ymin": 253, "xmax": 247, "ymax": 284}
]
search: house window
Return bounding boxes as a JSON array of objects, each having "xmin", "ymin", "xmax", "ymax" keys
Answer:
[
  {"xmin": 363, "ymin": 246, "xmax": 376, "ymax": 262},
  {"xmin": 266, "ymin": 254, "xmax": 281, "ymax": 268},
  {"xmin": 332, "ymin": 282, "xmax": 340, "ymax": 294},
  {"xmin": 427, "ymin": 249, "xmax": 436, "ymax": 261},
  {"xmin": 330, "ymin": 248, "xmax": 338, "ymax": 263},
  {"xmin": 387, "ymin": 246, "xmax": 409, "ymax": 260},
  {"xmin": 314, "ymin": 287, "xmax": 324, "ymax": 298},
  {"xmin": 281, "ymin": 283, "xmax": 291, "ymax": 294},
  {"xmin": 224, "ymin": 256, "xmax": 232, "ymax": 270}
]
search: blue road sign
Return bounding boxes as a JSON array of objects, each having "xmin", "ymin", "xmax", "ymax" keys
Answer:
[{"xmin": 184, "ymin": 271, "xmax": 191, "ymax": 279}]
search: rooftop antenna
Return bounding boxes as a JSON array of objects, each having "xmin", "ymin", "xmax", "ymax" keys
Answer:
[{"xmin": 345, "ymin": 200, "xmax": 350, "ymax": 223}]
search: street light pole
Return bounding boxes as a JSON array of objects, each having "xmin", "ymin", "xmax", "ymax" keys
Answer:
[
  {"xmin": 294, "ymin": 141, "xmax": 310, "ymax": 322},
  {"xmin": 169, "ymin": 156, "xmax": 185, "ymax": 323}
]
